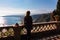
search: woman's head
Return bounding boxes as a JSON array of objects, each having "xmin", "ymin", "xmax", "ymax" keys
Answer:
[{"xmin": 26, "ymin": 11, "xmax": 30, "ymax": 16}]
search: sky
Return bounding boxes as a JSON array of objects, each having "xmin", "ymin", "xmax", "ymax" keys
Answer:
[{"xmin": 0, "ymin": 0, "xmax": 58, "ymax": 16}]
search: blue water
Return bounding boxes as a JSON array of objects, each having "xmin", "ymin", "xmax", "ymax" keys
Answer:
[{"xmin": 0, "ymin": 16, "xmax": 22, "ymax": 25}]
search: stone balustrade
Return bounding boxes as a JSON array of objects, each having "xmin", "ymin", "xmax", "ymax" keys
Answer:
[{"xmin": 0, "ymin": 21, "xmax": 60, "ymax": 39}]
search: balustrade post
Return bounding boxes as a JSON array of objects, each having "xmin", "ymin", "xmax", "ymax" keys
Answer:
[
  {"xmin": 55, "ymin": 22, "xmax": 60, "ymax": 34},
  {"xmin": 54, "ymin": 15, "xmax": 60, "ymax": 33},
  {"xmin": 56, "ymin": 22, "xmax": 60, "ymax": 29},
  {"xmin": 13, "ymin": 23, "xmax": 21, "ymax": 40},
  {"xmin": 14, "ymin": 27, "xmax": 21, "ymax": 40}
]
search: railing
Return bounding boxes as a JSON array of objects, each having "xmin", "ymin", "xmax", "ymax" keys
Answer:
[{"xmin": 0, "ymin": 21, "xmax": 60, "ymax": 40}]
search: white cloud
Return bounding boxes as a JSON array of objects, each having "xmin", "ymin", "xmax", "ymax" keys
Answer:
[{"xmin": 0, "ymin": 7, "xmax": 53, "ymax": 16}]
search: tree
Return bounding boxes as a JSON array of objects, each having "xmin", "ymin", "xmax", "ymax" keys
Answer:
[
  {"xmin": 50, "ymin": 0, "xmax": 60, "ymax": 21},
  {"xmin": 56, "ymin": 0, "xmax": 60, "ymax": 15}
]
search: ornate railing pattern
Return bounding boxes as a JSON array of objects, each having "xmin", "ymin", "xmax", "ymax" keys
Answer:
[{"xmin": 0, "ymin": 21, "xmax": 60, "ymax": 38}]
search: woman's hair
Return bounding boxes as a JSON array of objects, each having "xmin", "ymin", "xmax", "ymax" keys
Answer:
[
  {"xmin": 15, "ymin": 23, "xmax": 19, "ymax": 26},
  {"xmin": 26, "ymin": 11, "xmax": 30, "ymax": 14},
  {"xmin": 26, "ymin": 11, "xmax": 30, "ymax": 16}
]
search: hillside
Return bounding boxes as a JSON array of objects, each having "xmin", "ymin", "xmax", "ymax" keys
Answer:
[{"xmin": 31, "ymin": 13, "xmax": 51, "ymax": 23}]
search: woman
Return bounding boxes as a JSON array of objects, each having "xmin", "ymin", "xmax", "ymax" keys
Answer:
[{"xmin": 24, "ymin": 11, "xmax": 33, "ymax": 40}]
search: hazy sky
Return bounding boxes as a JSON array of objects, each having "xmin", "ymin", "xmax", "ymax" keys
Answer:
[{"xmin": 0, "ymin": 0, "xmax": 58, "ymax": 16}]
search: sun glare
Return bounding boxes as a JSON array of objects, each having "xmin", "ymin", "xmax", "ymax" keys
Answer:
[{"xmin": 0, "ymin": 17, "xmax": 6, "ymax": 26}]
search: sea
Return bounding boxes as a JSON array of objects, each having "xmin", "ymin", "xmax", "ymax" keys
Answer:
[{"xmin": 0, "ymin": 16, "xmax": 22, "ymax": 26}]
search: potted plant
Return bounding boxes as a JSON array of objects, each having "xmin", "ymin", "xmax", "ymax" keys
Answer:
[{"xmin": 54, "ymin": 15, "xmax": 60, "ymax": 21}]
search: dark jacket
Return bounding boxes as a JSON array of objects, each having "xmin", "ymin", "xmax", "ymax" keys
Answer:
[{"xmin": 24, "ymin": 16, "xmax": 32, "ymax": 30}]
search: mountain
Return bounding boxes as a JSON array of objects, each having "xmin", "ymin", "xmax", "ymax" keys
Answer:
[{"xmin": 2, "ymin": 15, "xmax": 24, "ymax": 17}]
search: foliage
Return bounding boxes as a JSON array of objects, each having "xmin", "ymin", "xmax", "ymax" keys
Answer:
[{"xmin": 56, "ymin": 0, "xmax": 60, "ymax": 15}]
